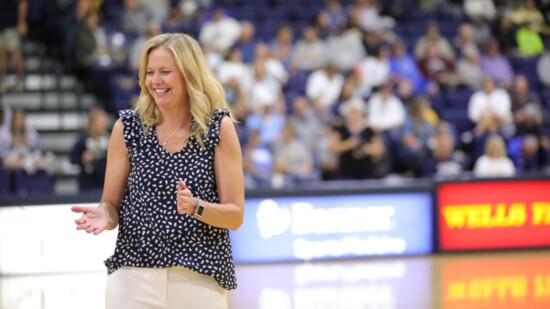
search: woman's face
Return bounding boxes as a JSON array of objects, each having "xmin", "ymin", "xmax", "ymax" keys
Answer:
[{"xmin": 145, "ymin": 46, "xmax": 187, "ymax": 108}]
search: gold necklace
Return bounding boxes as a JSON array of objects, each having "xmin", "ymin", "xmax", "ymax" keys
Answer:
[{"xmin": 161, "ymin": 122, "xmax": 185, "ymax": 147}]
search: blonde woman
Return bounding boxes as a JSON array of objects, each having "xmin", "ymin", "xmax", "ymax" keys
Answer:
[
  {"xmin": 473, "ymin": 134, "xmax": 515, "ymax": 178},
  {"xmin": 71, "ymin": 33, "xmax": 244, "ymax": 308}
]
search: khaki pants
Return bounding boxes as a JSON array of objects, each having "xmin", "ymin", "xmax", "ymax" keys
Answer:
[{"xmin": 105, "ymin": 266, "xmax": 228, "ymax": 309}]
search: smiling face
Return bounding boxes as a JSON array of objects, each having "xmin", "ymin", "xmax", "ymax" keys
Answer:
[{"xmin": 145, "ymin": 46, "xmax": 187, "ymax": 108}]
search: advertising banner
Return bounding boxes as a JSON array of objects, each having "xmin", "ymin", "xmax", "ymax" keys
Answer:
[
  {"xmin": 230, "ymin": 193, "xmax": 433, "ymax": 263},
  {"xmin": 437, "ymin": 180, "xmax": 550, "ymax": 251}
]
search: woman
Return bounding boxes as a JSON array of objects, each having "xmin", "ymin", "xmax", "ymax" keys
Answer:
[
  {"xmin": 473, "ymin": 134, "xmax": 515, "ymax": 178},
  {"xmin": 69, "ymin": 107, "xmax": 110, "ymax": 192},
  {"xmin": 71, "ymin": 33, "xmax": 244, "ymax": 309}
]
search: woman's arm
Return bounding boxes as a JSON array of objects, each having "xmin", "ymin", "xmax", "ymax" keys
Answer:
[
  {"xmin": 98, "ymin": 119, "xmax": 130, "ymax": 229},
  {"xmin": 193, "ymin": 116, "xmax": 245, "ymax": 230},
  {"xmin": 72, "ymin": 118, "xmax": 130, "ymax": 233}
]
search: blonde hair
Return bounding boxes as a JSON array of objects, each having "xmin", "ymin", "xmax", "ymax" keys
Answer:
[
  {"xmin": 484, "ymin": 134, "xmax": 507, "ymax": 158},
  {"xmin": 134, "ymin": 33, "xmax": 231, "ymax": 148}
]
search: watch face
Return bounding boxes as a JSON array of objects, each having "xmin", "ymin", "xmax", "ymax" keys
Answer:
[
  {"xmin": 195, "ymin": 200, "xmax": 205, "ymax": 218},
  {"xmin": 196, "ymin": 205, "xmax": 204, "ymax": 216}
]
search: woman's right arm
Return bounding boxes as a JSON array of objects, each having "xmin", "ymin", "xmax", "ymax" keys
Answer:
[{"xmin": 98, "ymin": 118, "xmax": 130, "ymax": 230}]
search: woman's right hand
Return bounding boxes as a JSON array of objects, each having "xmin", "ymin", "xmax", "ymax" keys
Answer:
[{"xmin": 71, "ymin": 206, "xmax": 109, "ymax": 235}]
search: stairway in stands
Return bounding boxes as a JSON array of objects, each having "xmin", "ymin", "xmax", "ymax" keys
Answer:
[{"xmin": 1, "ymin": 40, "xmax": 100, "ymax": 195}]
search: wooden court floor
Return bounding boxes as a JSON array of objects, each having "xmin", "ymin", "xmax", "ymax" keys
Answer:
[{"xmin": 1, "ymin": 249, "xmax": 549, "ymax": 309}]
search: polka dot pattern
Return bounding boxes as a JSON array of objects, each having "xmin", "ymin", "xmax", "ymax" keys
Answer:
[{"xmin": 104, "ymin": 109, "xmax": 237, "ymax": 290}]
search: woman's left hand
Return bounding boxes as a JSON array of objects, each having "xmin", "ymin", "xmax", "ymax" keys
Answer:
[{"xmin": 176, "ymin": 179, "xmax": 196, "ymax": 216}]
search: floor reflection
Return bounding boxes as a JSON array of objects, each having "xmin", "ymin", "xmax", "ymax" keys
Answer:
[{"xmin": 1, "ymin": 250, "xmax": 550, "ymax": 309}]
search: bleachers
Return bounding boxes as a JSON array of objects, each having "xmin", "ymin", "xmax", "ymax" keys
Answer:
[{"xmin": 2, "ymin": 0, "xmax": 549, "ymax": 197}]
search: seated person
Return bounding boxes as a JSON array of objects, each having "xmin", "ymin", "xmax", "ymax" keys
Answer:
[
  {"xmin": 473, "ymin": 134, "xmax": 516, "ymax": 178},
  {"xmin": 329, "ymin": 101, "xmax": 391, "ymax": 180}
]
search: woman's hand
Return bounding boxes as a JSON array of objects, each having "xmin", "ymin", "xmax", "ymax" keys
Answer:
[
  {"xmin": 71, "ymin": 206, "xmax": 110, "ymax": 235},
  {"xmin": 176, "ymin": 179, "xmax": 197, "ymax": 216}
]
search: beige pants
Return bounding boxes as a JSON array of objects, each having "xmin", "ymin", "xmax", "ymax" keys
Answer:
[{"xmin": 105, "ymin": 266, "xmax": 228, "ymax": 309}]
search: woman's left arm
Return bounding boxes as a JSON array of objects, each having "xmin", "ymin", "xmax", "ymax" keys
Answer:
[{"xmin": 198, "ymin": 116, "xmax": 245, "ymax": 230}]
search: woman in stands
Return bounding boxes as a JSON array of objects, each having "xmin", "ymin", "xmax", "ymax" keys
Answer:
[{"xmin": 71, "ymin": 33, "xmax": 244, "ymax": 309}]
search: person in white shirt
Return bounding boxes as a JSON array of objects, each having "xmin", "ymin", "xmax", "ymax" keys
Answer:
[
  {"xmin": 216, "ymin": 48, "xmax": 250, "ymax": 86},
  {"xmin": 468, "ymin": 77, "xmax": 512, "ymax": 136},
  {"xmin": 354, "ymin": 45, "xmax": 390, "ymax": 96},
  {"xmin": 473, "ymin": 134, "xmax": 515, "ymax": 178},
  {"xmin": 306, "ymin": 62, "xmax": 344, "ymax": 114},
  {"xmin": 199, "ymin": 7, "xmax": 241, "ymax": 55},
  {"xmin": 367, "ymin": 81, "xmax": 406, "ymax": 133}
]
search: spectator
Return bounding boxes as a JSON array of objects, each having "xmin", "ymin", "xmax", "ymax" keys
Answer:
[
  {"xmin": 464, "ymin": 0, "xmax": 496, "ymax": 21},
  {"xmin": 75, "ymin": 10, "xmax": 108, "ymax": 88},
  {"xmin": 516, "ymin": 20, "xmax": 545, "ymax": 57},
  {"xmin": 312, "ymin": 10, "xmax": 332, "ymax": 39},
  {"xmin": 199, "ymin": 7, "xmax": 241, "ymax": 58},
  {"xmin": 253, "ymin": 43, "xmax": 288, "ymax": 85},
  {"xmin": 421, "ymin": 121, "xmax": 467, "ymax": 178},
  {"xmin": 397, "ymin": 96, "xmax": 438, "ymax": 176},
  {"xmin": 537, "ymin": 48, "xmax": 550, "ymax": 87},
  {"xmin": 325, "ymin": 23, "xmax": 365, "ymax": 73},
  {"xmin": 511, "ymin": 0, "xmax": 548, "ymax": 34},
  {"xmin": 161, "ymin": 6, "xmax": 185, "ymax": 34},
  {"xmin": 510, "ymin": 75, "xmax": 542, "ymax": 118},
  {"xmin": 354, "ymin": 44, "xmax": 391, "ymax": 94},
  {"xmin": 479, "ymin": 39, "xmax": 514, "ymax": 89},
  {"xmin": 243, "ymin": 129, "xmax": 274, "ymax": 189},
  {"xmin": 232, "ymin": 20, "xmax": 257, "ymax": 64},
  {"xmin": 70, "ymin": 107, "xmax": 110, "ymax": 192},
  {"xmin": 287, "ymin": 96, "xmax": 323, "ymax": 151},
  {"xmin": 293, "ymin": 26, "xmax": 327, "ymax": 72},
  {"xmin": 417, "ymin": 43, "xmax": 460, "ymax": 92},
  {"xmin": 329, "ymin": 100, "xmax": 391, "ymax": 179},
  {"xmin": 507, "ymin": 134, "xmax": 548, "ymax": 173},
  {"xmin": 323, "ymin": 0, "xmax": 347, "ymax": 33},
  {"xmin": 366, "ymin": 81, "xmax": 406, "ymax": 135},
  {"xmin": 389, "ymin": 39, "xmax": 430, "ymax": 95},
  {"xmin": 492, "ymin": 14, "xmax": 518, "ymax": 57},
  {"xmin": 468, "ymin": 77, "xmax": 513, "ymax": 136},
  {"xmin": 138, "ymin": 0, "xmax": 169, "ymax": 26},
  {"xmin": 128, "ymin": 22, "xmax": 161, "ymax": 72},
  {"xmin": 216, "ymin": 47, "xmax": 250, "ymax": 87},
  {"xmin": 349, "ymin": 0, "xmax": 395, "ymax": 33},
  {"xmin": 269, "ymin": 24, "xmax": 295, "ymax": 71},
  {"xmin": 0, "ymin": 0, "xmax": 27, "ymax": 92},
  {"xmin": 3, "ymin": 109, "xmax": 55, "ymax": 176},
  {"xmin": 469, "ymin": 15, "xmax": 494, "ymax": 46},
  {"xmin": 414, "ymin": 21, "xmax": 456, "ymax": 62},
  {"xmin": 272, "ymin": 123, "xmax": 318, "ymax": 188},
  {"xmin": 453, "ymin": 23, "xmax": 479, "ymax": 56},
  {"xmin": 473, "ymin": 134, "xmax": 516, "ymax": 178},
  {"xmin": 456, "ymin": 45, "xmax": 484, "ymax": 90},
  {"xmin": 244, "ymin": 59, "xmax": 285, "ymax": 113},
  {"xmin": 305, "ymin": 62, "xmax": 344, "ymax": 116},
  {"xmin": 121, "ymin": 0, "xmax": 149, "ymax": 36},
  {"xmin": 245, "ymin": 98, "xmax": 285, "ymax": 147}
]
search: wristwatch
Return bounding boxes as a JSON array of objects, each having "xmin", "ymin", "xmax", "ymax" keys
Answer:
[{"xmin": 193, "ymin": 198, "xmax": 205, "ymax": 218}]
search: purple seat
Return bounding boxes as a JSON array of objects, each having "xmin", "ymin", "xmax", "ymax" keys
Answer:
[{"xmin": 13, "ymin": 169, "xmax": 53, "ymax": 197}]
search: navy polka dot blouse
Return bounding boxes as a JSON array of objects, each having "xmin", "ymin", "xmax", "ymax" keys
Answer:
[{"xmin": 104, "ymin": 108, "xmax": 237, "ymax": 290}]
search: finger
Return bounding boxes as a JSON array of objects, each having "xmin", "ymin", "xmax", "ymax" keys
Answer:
[
  {"xmin": 71, "ymin": 206, "xmax": 90, "ymax": 213},
  {"xmin": 178, "ymin": 179, "xmax": 187, "ymax": 190}
]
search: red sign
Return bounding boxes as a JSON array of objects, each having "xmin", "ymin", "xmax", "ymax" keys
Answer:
[
  {"xmin": 441, "ymin": 256, "xmax": 550, "ymax": 309},
  {"xmin": 437, "ymin": 180, "xmax": 550, "ymax": 251}
]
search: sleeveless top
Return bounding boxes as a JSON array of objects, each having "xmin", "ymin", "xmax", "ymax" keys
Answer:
[{"xmin": 104, "ymin": 108, "xmax": 237, "ymax": 290}]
